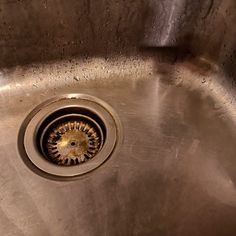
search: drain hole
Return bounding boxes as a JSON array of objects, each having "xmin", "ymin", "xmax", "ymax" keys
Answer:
[
  {"xmin": 19, "ymin": 94, "xmax": 121, "ymax": 178},
  {"xmin": 37, "ymin": 107, "xmax": 105, "ymax": 166}
]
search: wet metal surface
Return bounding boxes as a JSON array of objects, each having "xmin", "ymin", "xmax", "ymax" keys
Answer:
[
  {"xmin": 1, "ymin": 55, "xmax": 236, "ymax": 235},
  {"xmin": 1, "ymin": 0, "xmax": 236, "ymax": 235}
]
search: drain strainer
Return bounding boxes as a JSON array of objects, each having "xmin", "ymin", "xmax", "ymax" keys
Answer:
[
  {"xmin": 44, "ymin": 119, "xmax": 102, "ymax": 166},
  {"xmin": 18, "ymin": 94, "xmax": 121, "ymax": 179}
]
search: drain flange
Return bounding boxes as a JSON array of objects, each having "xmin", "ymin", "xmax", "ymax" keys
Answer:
[{"xmin": 18, "ymin": 94, "xmax": 121, "ymax": 179}]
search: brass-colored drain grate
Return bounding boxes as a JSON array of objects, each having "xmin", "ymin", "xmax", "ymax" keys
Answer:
[{"xmin": 46, "ymin": 120, "xmax": 101, "ymax": 166}]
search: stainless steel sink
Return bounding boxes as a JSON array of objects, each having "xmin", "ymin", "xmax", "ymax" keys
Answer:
[{"xmin": 1, "ymin": 1, "xmax": 236, "ymax": 235}]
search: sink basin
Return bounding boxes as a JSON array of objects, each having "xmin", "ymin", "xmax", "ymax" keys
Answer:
[{"xmin": 1, "ymin": 1, "xmax": 236, "ymax": 235}]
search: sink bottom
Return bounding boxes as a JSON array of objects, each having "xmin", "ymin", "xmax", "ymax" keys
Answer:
[{"xmin": 1, "ymin": 54, "xmax": 236, "ymax": 236}]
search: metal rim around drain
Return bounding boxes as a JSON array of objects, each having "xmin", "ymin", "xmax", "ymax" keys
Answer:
[{"xmin": 18, "ymin": 94, "xmax": 121, "ymax": 179}]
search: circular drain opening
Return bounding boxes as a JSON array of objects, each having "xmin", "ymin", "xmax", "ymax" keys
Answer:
[
  {"xmin": 39, "ymin": 112, "xmax": 104, "ymax": 166},
  {"xmin": 18, "ymin": 94, "xmax": 122, "ymax": 179}
]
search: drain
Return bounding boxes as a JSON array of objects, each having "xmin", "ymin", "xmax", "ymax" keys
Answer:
[
  {"xmin": 18, "ymin": 94, "xmax": 121, "ymax": 179},
  {"xmin": 41, "ymin": 115, "xmax": 103, "ymax": 166},
  {"xmin": 45, "ymin": 120, "xmax": 101, "ymax": 165}
]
